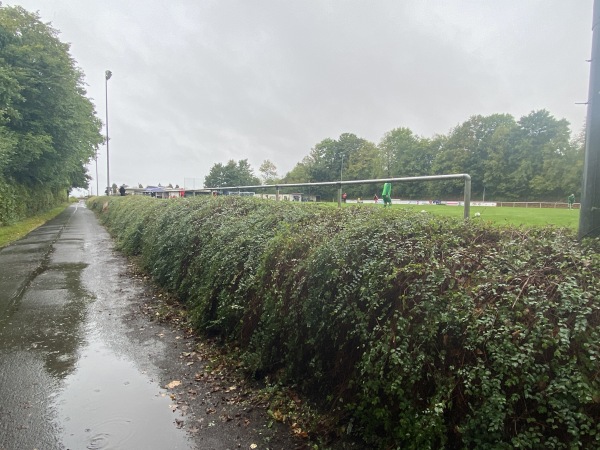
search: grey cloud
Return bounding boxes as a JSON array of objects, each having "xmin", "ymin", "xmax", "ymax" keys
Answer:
[{"xmin": 5, "ymin": 0, "xmax": 593, "ymax": 190}]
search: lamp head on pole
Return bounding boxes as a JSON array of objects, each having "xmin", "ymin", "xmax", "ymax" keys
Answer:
[{"xmin": 105, "ymin": 70, "xmax": 112, "ymax": 80}]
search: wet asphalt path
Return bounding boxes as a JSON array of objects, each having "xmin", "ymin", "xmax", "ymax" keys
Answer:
[{"xmin": 0, "ymin": 203, "xmax": 192, "ymax": 450}]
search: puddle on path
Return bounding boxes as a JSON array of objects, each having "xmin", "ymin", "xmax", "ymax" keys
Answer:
[
  {"xmin": 1, "ymin": 205, "xmax": 195, "ymax": 449},
  {"xmin": 54, "ymin": 330, "xmax": 192, "ymax": 450}
]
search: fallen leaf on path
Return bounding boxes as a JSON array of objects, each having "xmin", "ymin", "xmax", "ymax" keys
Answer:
[
  {"xmin": 269, "ymin": 409, "xmax": 284, "ymax": 422},
  {"xmin": 292, "ymin": 423, "xmax": 309, "ymax": 438},
  {"xmin": 166, "ymin": 380, "xmax": 181, "ymax": 389}
]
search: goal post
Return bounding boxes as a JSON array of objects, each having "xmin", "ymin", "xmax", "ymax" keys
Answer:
[{"xmin": 205, "ymin": 174, "xmax": 472, "ymax": 219}]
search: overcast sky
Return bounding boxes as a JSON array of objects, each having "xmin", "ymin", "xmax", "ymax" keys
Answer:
[{"xmin": 6, "ymin": 0, "xmax": 595, "ymax": 192}]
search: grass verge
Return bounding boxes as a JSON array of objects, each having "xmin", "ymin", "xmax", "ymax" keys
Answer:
[{"xmin": 0, "ymin": 203, "xmax": 70, "ymax": 248}]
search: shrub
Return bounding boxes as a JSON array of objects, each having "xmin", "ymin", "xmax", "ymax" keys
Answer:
[
  {"xmin": 89, "ymin": 196, "xmax": 600, "ymax": 449},
  {"xmin": 0, "ymin": 178, "xmax": 18, "ymax": 226},
  {"xmin": 0, "ymin": 177, "xmax": 66, "ymax": 226}
]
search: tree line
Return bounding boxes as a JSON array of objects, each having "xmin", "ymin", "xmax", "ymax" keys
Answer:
[
  {"xmin": 0, "ymin": 5, "xmax": 103, "ymax": 225},
  {"xmin": 0, "ymin": 3, "xmax": 583, "ymax": 220},
  {"xmin": 207, "ymin": 110, "xmax": 583, "ymax": 202}
]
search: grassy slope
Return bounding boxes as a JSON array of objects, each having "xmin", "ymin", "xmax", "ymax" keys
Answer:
[{"xmin": 0, "ymin": 203, "xmax": 70, "ymax": 248}]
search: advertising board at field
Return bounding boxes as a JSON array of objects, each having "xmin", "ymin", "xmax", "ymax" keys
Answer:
[
  {"xmin": 395, "ymin": 200, "xmax": 498, "ymax": 207},
  {"xmin": 470, "ymin": 201, "xmax": 497, "ymax": 207},
  {"xmin": 346, "ymin": 199, "xmax": 498, "ymax": 206}
]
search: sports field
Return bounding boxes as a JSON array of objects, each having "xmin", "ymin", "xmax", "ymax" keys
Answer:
[{"xmin": 394, "ymin": 203, "xmax": 579, "ymax": 230}]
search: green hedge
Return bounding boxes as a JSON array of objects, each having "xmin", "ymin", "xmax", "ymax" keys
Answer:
[
  {"xmin": 89, "ymin": 195, "xmax": 600, "ymax": 449},
  {"xmin": 0, "ymin": 177, "xmax": 66, "ymax": 226},
  {"xmin": 0, "ymin": 178, "xmax": 19, "ymax": 226}
]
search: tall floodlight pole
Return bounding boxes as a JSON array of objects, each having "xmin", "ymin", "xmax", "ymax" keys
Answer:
[
  {"xmin": 105, "ymin": 70, "xmax": 112, "ymax": 195},
  {"xmin": 579, "ymin": 0, "xmax": 600, "ymax": 239},
  {"xmin": 95, "ymin": 153, "xmax": 99, "ymax": 196}
]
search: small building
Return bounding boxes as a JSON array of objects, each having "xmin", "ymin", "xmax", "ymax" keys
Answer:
[
  {"xmin": 258, "ymin": 192, "xmax": 317, "ymax": 202},
  {"xmin": 183, "ymin": 189, "xmax": 212, "ymax": 197},
  {"xmin": 124, "ymin": 186, "xmax": 145, "ymax": 196},
  {"xmin": 123, "ymin": 186, "xmax": 187, "ymax": 198},
  {"xmin": 140, "ymin": 186, "xmax": 184, "ymax": 199}
]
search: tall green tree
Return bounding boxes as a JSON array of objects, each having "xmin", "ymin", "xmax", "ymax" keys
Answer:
[
  {"xmin": 283, "ymin": 157, "xmax": 312, "ymax": 184},
  {"xmin": 0, "ymin": 5, "xmax": 103, "ymax": 192},
  {"xmin": 431, "ymin": 114, "xmax": 515, "ymax": 198},
  {"xmin": 204, "ymin": 159, "xmax": 260, "ymax": 188},
  {"xmin": 509, "ymin": 110, "xmax": 571, "ymax": 199},
  {"xmin": 281, "ymin": 111, "xmax": 581, "ymax": 202},
  {"xmin": 259, "ymin": 159, "xmax": 278, "ymax": 184},
  {"xmin": 305, "ymin": 133, "xmax": 374, "ymax": 198},
  {"xmin": 343, "ymin": 141, "xmax": 383, "ymax": 198},
  {"xmin": 529, "ymin": 126, "xmax": 584, "ymax": 200},
  {"xmin": 379, "ymin": 127, "xmax": 436, "ymax": 198},
  {"xmin": 482, "ymin": 121, "xmax": 516, "ymax": 200},
  {"xmin": 279, "ymin": 156, "xmax": 319, "ymax": 198},
  {"xmin": 566, "ymin": 128, "xmax": 586, "ymax": 196}
]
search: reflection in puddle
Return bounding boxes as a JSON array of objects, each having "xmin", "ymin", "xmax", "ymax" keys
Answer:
[
  {"xmin": 0, "ymin": 265, "xmax": 92, "ymax": 379},
  {"xmin": 55, "ymin": 333, "xmax": 191, "ymax": 450}
]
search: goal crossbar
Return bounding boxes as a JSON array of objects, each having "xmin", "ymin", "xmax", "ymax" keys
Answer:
[{"xmin": 206, "ymin": 173, "xmax": 472, "ymax": 219}]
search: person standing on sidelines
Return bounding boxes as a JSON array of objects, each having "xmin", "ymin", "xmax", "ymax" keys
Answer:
[
  {"xmin": 382, "ymin": 183, "xmax": 392, "ymax": 207},
  {"xmin": 568, "ymin": 193, "xmax": 575, "ymax": 209}
]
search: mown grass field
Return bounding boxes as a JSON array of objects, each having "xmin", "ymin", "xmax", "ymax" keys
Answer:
[
  {"xmin": 329, "ymin": 201, "xmax": 579, "ymax": 230},
  {"xmin": 396, "ymin": 203, "xmax": 580, "ymax": 230}
]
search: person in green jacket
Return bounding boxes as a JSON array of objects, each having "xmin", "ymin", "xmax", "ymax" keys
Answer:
[
  {"xmin": 382, "ymin": 183, "xmax": 392, "ymax": 207},
  {"xmin": 568, "ymin": 193, "xmax": 575, "ymax": 209}
]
